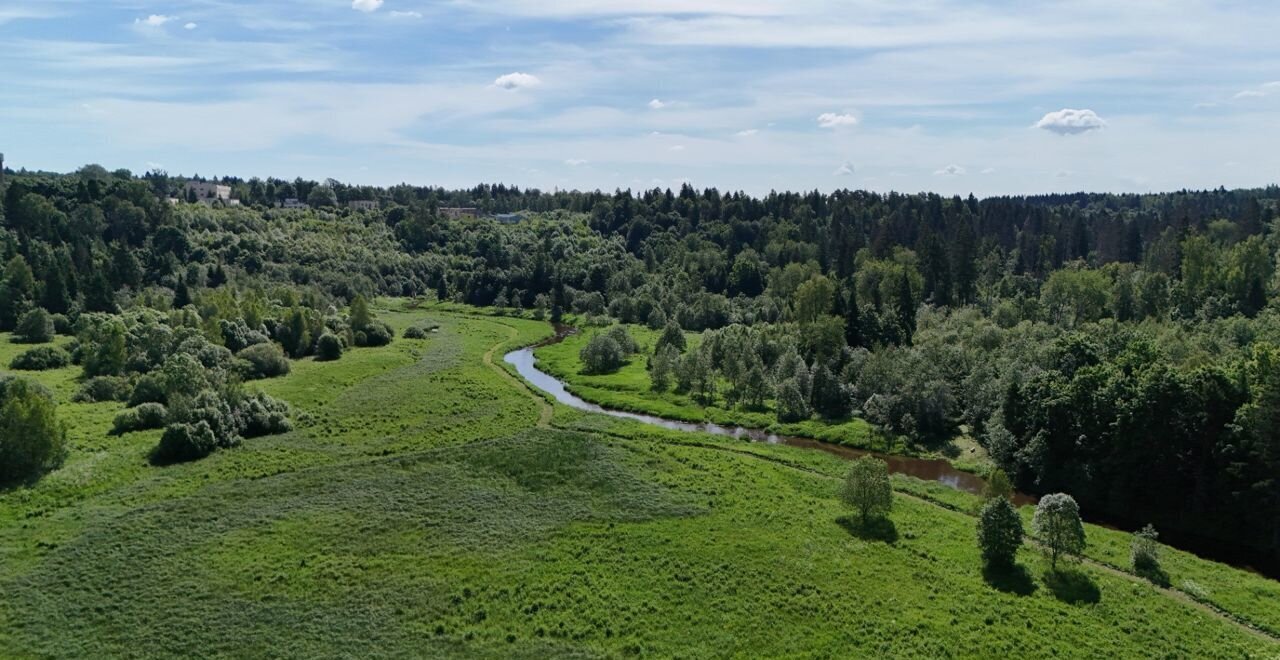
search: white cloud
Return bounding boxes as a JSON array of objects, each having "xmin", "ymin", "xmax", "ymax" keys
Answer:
[
  {"xmin": 1035, "ymin": 108, "xmax": 1105, "ymax": 135},
  {"xmin": 352, "ymin": 0, "xmax": 384, "ymax": 13},
  {"xmin": 184, "ymin": 22, "xmax": 198, "ymax": 30},
  {"xmin": 734, "ymin": 129, "xmax": 758, "ymax": 137},
  {"xmin": 564, "ymin": 158, "xmax": 588, "ymax": 166},
  {"xmin": 493, "ymin": 72, "xmax": 541, "ymax": 90},
  {"xmin": 648, "ymin": 98, "xmax": 667, "ymax": 109},
  {"xmin": 817, "ymin": 112, "xmax": 857, "ymax": 128},
  {"xmin": 669, "ymin": 144, "xmax": 685, "ymax": 151},
  {"xmin": 935, "ymin": 164, "xmax": 966, "ymax": 176},
  {"xmin": 390, "ymin": 11, "xmax": 423, "ymax": 19},
  {"xmin": 980, "ymin": 167, "xmax": 996, "ymax": 175},
  {"xmin": 833, "ymin": 161, "xmax": 854, "ymax": 176},
  {"xmin": 136, "ymin": 15, "xmax": 174, "ymax": 27}
]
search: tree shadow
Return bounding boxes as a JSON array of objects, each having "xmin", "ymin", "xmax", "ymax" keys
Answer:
[
  {"xmin": 982, "ymin": 562, "xmax": 1037, "ymax": 596},
  {"xmin": 1134, "ymin": 562, "xmax": 1171, "ymax": 588},
  {"xmin": 836, "ymin": 515, "xmax": 898, "ymax": 544},
  {"xmin": 1043, "ymin": 567, "xmax": 1101, "ymax": 604}
]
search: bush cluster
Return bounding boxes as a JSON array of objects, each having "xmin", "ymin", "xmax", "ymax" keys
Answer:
[{"xmin": 10, "ymin": 346, "xmax": 71, "ymax": 371}]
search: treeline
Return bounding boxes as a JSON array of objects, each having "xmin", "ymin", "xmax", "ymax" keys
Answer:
[{"xmin": 0, "ymin": 164, "xmax": 1277, "ymax": 562}]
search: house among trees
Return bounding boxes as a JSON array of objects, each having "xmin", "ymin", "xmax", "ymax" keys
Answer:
[
  {"xmin": 184, "ymin": 181, "xmax": 239, "ymax": 206},
  {"xmin": 278, "ymin": 198, "xmax": 308, "ymax": 209},
  {"xmin": 440, "ymin": 207, "xmax": 479, "ymax": 219},
  {"xmin": 495, "ymin": 212, "xmax": 526, "ymax": 224},
  {"xmin": 347, "ymin": 200, "xmax": 379, "ymax": 211}
]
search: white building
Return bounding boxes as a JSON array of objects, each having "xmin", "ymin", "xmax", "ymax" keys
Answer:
[
  {"xmin": 185, "ymin": 181, "xmax": 232, "ymax": 202},
  {"xmin": 279, "ymin": 198, "xmax": 308, "ymax": 209},
  {"xmin": 347, "ymin": 200, "xmax": 379, "ymax": 211}
]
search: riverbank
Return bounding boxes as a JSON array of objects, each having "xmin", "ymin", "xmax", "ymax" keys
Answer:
[{"xmin": 531, "ymin": 323, "xmax": 993, "ymax": 475}]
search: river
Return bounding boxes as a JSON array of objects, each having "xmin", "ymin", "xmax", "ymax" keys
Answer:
[{"xmin": 503, "ymin": 339, "xmax": 1276, "ymax": 579}]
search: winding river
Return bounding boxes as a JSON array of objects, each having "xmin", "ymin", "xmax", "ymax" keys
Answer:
[{"xmin": 504, "ymin": 337, "xmax": 1276, "ymax": 579}]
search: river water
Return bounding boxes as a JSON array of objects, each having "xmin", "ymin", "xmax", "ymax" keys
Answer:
[{"xmin": 504, "ymin": 340, "xmax": 1276, "ymax": 579}]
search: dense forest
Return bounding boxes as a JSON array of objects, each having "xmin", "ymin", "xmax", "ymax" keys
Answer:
[{"xmin": 1, "ymin": 164, "xmax": 1278, "ymax": 565}]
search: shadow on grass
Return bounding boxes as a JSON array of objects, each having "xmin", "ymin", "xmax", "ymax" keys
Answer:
[
  {"xmin": 1044, "ymin": 566, "xmax": 1101, "ymax": 604},
  {"xmin": 1134, "ymin": 560, "xmax": 1171, "ymax": 587},
  {"xmin": 836, "ymin": 515, "xmax": 898, "ymax": 544},
  {"xmin": 982, "ymin": 562, "xmax": 1037, "ymax": 596}
]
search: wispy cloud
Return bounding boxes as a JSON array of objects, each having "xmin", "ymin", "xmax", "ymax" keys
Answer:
[
  {"xmin": 352, "ymin": 0, "xmax": 384, "ymax": 13},
  {"xmin": 817, "ymin": 112, "xmax": 857, "ymax": 128},
  {"xmin": 135, "ymin": 14, "xmax": 175, "ymax": 28}
]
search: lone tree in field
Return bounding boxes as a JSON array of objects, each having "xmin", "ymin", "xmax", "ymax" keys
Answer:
[
  {"xmin": 1131, "ymin": 524, "xmax": 1160, "ymax": 572},
  {"xmin": 0, "ymin": 376, "xmax": 68, "ymax": 485},
  {"xmin": 1032, "ymin": 493, "xmax": 1086, "ymax": 570},
  {"xmin": 839, "ymin": 455, "xmax": 893, "ymax": 523},
  {"xmin": 977, "ymin": 497, "xmax": 1024, "ymax": 568}
]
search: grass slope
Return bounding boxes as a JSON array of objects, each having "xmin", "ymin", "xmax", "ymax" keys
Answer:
[{"xmin": 0, "ymin": 303, "xmax": 1276, "ymax": 658}]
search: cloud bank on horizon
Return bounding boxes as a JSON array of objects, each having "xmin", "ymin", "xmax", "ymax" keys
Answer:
[{"xmin": 1, "ymin": 0, "xmax": 1278, "ymax": 196}]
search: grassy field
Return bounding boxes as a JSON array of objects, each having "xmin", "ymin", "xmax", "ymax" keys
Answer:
[
  {"xmin": 1, "ymin": 302, "xmax": 1277, "ymax": 657},
  {"xmin": 533, "ymin": 323, "xmax": 994, "ymax": 471}
]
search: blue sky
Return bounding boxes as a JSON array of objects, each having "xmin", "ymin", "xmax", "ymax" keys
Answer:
[{"xmin": 2, "ymin": 1, "xmax": 1279, "ymax": 196}]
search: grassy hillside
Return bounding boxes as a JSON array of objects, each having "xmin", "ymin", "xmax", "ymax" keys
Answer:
[{"xmin": 0, "ymin": 304, "xmax": 1276, "ymax": 657}]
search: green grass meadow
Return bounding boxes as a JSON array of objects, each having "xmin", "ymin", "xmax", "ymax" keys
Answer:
[{"xmin": 0, "ymin": 302, "xmax": 1277, "ymax": 657}]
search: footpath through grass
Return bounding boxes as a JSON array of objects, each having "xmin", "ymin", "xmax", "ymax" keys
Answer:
[{"xmin": 0, "ymin": 303, "xmax": 1276, "ymax": 657}]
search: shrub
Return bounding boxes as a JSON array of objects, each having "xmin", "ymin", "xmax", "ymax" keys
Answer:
[
  {"xmin": 355, "ymin": 321, "xmax": 394, "ymax": 347},
  {"xmin": 13, "ymin": 308, "xmax": 55, "ymax": 344},
  {"xmin": 10, "ymin": 346, "xmax": 71, "ymax": 371},
  {"xmin": 219, "ymin": 318, "xmax": 270, "ymax": 353},
  {"xmin": 977, "ymin": 497, "xmax": 1024, "ymax": 568},
  {"xmin": 72, "ymin": 376, "xmax": 132, "ymax": 403},
  {"xmin": 605, "ymin": 325, "xmax": 639, "ymax": 355},
  {"xmin": 316, "ymin": 333, "xmax": 343, "ymax": 361},
  {"xmin": 170, "ymin": 389, "xmax": 241, "ymax": 450},
  {"xmin": 839, "ymin": 455, "xmax": 893, "ymax": 523},
  {"xmin": 983, "ymin": 468, "xmax": 1014, "ymax": 502},
  {"xmin": 402, "ymin": 325, "xmax": 428, "ymax": 339},
  {"xmin": 50, "ymin": 313, "xmax": 72, "ymax": 336},
  {"xmin": 238, "ymin": 392, "xmax": 293, "ymax": 438},
  {"xmin": 236, "ymin": 342, "xmax": 291, "ymax": 379},
  {"xmin": 110, "ymin": 403, "xmax": 168, "ymax": 435},
  {"xmin": 580, "ymin": 334, "xmax": 625, "ymax": 374},
  {"xmin": 0, "ymin": 377, "xmax": 68, "ymax": 485},
  {"xmin": 152, "ymin": 422, "xmax": 219, "ymax": 464},
  {"xmin": 128, "ymin": 373, "xmax": 167, "ymax": 407}
]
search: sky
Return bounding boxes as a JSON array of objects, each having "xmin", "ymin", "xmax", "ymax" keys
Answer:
[{"xmin": 1, "ymin": 0, "xmax": 1279, "ymax": 197}]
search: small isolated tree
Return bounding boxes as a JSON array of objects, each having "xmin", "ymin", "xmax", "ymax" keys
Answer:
[
  {"xmin": 1032, "ymin": 492, "xmax": 1086, "ymax": 570},
  {"xmin": 349, "ymin": 294, "xmax": 373, "ymax": 331},
  {"xmin": 1131, "ymin": 524, "xmax": 1160, "ymax": 573},
  {"xmin": 649, "ymin": 344, "xmax": 679, "ymax": 391},
  {"xmin": 977, "ymin": 496, "xmax": 1024, "ymax": 568},
  {"xmin": 983, "ymin": 468, "xmax": 1014, "ymax": 502},
  {"xmin": 580, "ymin": 334, "xmax": 625, "ymax": 374},
  {"xmin": 655, "ymin": 319, "xmax": 686, "ymax": 355},
  {"xmin": 13, "ymin": 308, "xmax": 54, "ymax": 344},
  {"xmin": 839, "ymin": 455, "xmax": 893, "ymax": 523}
]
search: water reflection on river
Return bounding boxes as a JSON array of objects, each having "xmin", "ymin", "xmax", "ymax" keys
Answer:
[{"xmin": 504, "ymin": 346, "xmax": 1034, "ymax": 506}]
